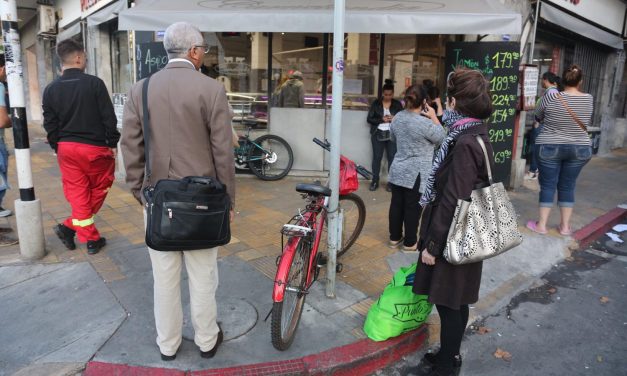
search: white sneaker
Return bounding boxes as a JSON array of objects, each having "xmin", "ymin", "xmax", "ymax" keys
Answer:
[
  {"xmin": 0, "ymin": 207, "xmax": 12, "ymax": 217},
  {"xmin": 524, "ymin": 171, "xmax": 538, "ymax": 180}
]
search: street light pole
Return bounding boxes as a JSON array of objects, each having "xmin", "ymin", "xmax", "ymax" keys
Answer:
[
  {"xmin": 326, "ymin": 0, "xmax": 346, "ymax": 298},
  {"xmin": 1, "ymin": 0, "xmax": 45, "ymax": 259}
]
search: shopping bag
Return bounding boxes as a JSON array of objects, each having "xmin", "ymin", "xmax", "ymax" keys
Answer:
[
  {"xmin": 339, "ymin": 155, "xmax": 359, "ymax": 195},
  {"xmin": 363, "ymin": 263, "xmax": 433, "ymax": 341}
]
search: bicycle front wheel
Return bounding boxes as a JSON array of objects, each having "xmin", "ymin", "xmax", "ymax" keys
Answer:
[
  {"xmin": 271, "ymin": 238, "xmax": 309, "ymax": 350},
  {"xmin": 248, "ymin": 134, "xmax": 294, "ymax": 181}
]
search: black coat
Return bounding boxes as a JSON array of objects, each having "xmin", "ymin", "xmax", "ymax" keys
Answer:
[
  {"xmin": 42, "ymin": 68, "xmax": 120, "ymax": 151},
  {"xmin": 366, "ymin": 98, "xmax": 404, "ymax": 134},
  {"xmin": 412, "ymin": 124, "xmax": 494, "ymax": 310}
]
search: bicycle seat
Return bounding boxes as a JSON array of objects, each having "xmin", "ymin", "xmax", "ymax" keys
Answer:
[{"xmin": 295, "ymin": 183, "xmax": 331, "ymax": 197}]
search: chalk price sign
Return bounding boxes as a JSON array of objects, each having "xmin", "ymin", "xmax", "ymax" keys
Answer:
[
  {"xmin": 136, "ymin": 42, "xmax": 169, "ymax": 80},
  {"xmin": 445, "ymin": 42, "xmax": 521, "ymax": 185}
]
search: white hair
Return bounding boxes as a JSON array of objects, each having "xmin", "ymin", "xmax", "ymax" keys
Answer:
[{"xmin": 163, "ymin": 22, "xmax": 204, "ymax": 59}]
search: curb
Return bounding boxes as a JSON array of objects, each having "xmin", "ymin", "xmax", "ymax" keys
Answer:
[
  {"xmin": 84, "ymin": 325, "xmax": 428, "ymax": 376},
  {"xmin": 573, "ymin": 207, "xmax": 627, "ymax": 248}
]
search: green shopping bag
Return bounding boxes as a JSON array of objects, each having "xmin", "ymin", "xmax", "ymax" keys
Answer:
[{"xmin": 363, "ymin": 263, "xmax": 433, "ymax": 341}]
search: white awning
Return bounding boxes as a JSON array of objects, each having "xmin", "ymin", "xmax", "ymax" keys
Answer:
[
  {"xmin": 57, "ymin": 22, "xmax": 82, "ymax": 42},
  {"xmin": 86, "ymin": 0, "xmax": 128, "ymax": 27},
  {"xmin": 541, "ymin": 2, "xmax": 624, "ymax": 50},
  {"xmin": 119, "ymin": 0, "xmax": 521, "ymax": 35}
]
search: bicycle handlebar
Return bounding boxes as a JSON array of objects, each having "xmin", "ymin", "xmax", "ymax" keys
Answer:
[
  {"xmin": 312, "ymin": 137, "xmax": 331, "ymax": 152},
  {"xmin": 312, "ymin": 138, "xmax": 373, "ymax": 180}
]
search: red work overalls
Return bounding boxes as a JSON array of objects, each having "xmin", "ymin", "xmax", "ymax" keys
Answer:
[{"xmin": 57, "ymin": 142, "xmax": 115, "ymax": 242}]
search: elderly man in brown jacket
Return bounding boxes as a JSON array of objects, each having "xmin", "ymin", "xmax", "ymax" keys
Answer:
[{"xmin": 121, "ymin": 22, "xmax": 235, "ymax": 361}]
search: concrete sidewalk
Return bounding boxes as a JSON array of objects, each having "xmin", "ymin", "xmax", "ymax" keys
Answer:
[{"xmin": 0, "ymin": 129, "xmax": 625, "ymax": 375}]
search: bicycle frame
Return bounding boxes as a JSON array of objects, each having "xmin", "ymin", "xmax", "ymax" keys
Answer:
[
  {"xmin": 234, "ymin": 136, "xmax": 271, "ymax": 163},
  {"xmin": 273, "ymin": 195, "xmax": 329, "ymax": 302}
]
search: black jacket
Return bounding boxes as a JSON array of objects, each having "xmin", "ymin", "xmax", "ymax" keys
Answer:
[
  {"xmin": 412, "ymin": 124, "xmax": 494, "ymax": 309},
  {"xmin": 366, "ymin": 98, "xmax": 403, "ymax": 134},
  {"xmin": 42, "ymin": 68, "xmax": 120, "ymax": 151}
]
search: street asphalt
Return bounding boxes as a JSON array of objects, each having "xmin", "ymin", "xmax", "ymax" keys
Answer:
[{"xmin": 379, "ymin": 220, "xmax": 627, "ymax": 376}]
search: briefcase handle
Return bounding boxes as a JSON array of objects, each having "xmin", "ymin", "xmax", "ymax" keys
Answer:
[{"xmin": 178, "ymin": 176, "xmax": 224, "ymax": 192}]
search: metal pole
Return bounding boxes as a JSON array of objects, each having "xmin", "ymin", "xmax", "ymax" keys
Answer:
[
  {"xmin": 0, "ymin": 0, "xmax": 45, "ymax": 259},
  {"xmin": 321, "ymin": 33, "xmax": 329, "ymax": 107},
  {"xmin": 528, "ymin": 1, "xmax": 541, "ymax": 64},
  {"xmin": 267, "ymin": 32, "xmax": 273, "ymax": 105},
  {"xmin": 326, "ymin": 0, "xmax": 345, "ymax": 298},
  {"xmin": 377, "ymin": 34, "xmax": 385, "ymax": 97}
]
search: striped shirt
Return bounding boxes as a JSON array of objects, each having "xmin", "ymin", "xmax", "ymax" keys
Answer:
[{"xmin": 535, "ymin": 90, "xmax": 593, "ymax": 146}]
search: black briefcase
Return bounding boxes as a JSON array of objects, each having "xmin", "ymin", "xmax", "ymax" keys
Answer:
[
  {"xmin": 144, "ymin": 176, "xmax": 231, "ymax": 251},
  {"xmin": 140, "ymin": 76, "xmax": 231, "ymax": 252}
]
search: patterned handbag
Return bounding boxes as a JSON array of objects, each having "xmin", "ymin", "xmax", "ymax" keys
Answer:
[{"xmin": 443, "ymin": 136, "xmax": 523, "ymax": 265}]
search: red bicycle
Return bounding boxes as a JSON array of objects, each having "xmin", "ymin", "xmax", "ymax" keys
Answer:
[{"xmin": 270, "ymin": 138, "xmax": 371, "ymax": 350}]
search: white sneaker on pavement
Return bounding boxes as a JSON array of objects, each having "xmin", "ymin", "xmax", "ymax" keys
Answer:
[{"xmin": 0, "ymin": 207, "xmax": 12, "ymax": 217}]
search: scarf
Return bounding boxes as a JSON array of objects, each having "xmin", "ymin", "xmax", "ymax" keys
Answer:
[{"xmin": 419, "ymin": 111, "xmax": 483, "ymax": 207}]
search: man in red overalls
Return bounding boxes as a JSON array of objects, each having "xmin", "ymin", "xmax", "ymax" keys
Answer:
[{"xmin": 42, "ymin": 39, "xmax": 120, "ymax": 255}]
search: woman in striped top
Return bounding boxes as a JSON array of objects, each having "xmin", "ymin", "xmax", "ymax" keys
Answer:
[{"xmin": 527, "ymin": 64, "xmax": 593, "ymax": 236}]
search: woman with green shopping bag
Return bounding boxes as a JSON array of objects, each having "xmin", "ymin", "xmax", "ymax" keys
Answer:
[{"xmin": 412, "ymin": 68, "xmax": 495, "ymax": 376}]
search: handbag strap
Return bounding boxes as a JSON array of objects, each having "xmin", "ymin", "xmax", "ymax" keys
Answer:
[
  {"xmin": 556, "ymin": 93, "xmax": 587, "ymax": 132},
  {"xmin": 475, "ymin": 135, "xmax": 493, "ymax": 185},
  {"xmin": 141, "ymin": 76, "xmax": 152, "ymax": 183}
]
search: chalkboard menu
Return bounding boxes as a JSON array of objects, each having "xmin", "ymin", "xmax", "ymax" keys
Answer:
[
  {"xmin": 445, "ymin": 41, "xmax": 520, "ymax": 185},
  {"xmin": 136, "ymin": 42, "xmax": 168, "ymax": 80}
]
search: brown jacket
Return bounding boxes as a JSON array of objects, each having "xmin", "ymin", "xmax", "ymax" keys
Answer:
[
  {"xmin": 412, "ymin": 124, "xmax": 494, "ymax": 310},
  {"xmin": 121, "ymin": 61, "xmax": 235, "ymax": 206}
]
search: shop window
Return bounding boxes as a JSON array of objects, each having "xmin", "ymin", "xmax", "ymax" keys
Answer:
[
  {"xmin": 382, "ymin": 34, "xmax": 449, "ymax": 103},
  {"xmin": 341, "ymin": 33, "xmax": 378, "ymax": 110},
  {"xmin": 205, "ymin": 32, "xmax": 269, "ymax": 128},
  {"xmin": 270, "ymin": 32, "xmax": 325, "ymax": 109}
]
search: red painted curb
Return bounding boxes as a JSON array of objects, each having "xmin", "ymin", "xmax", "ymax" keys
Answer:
[
  {"xmin": 304, "ymin": 326, "xmax": 428, "ymax": 376},
  {"xmin": 574, "ymin": 207, "xmax": 627, "ymax": 248},
  {"xmin": 84, "ymin": 361, "xmax": 185, "ymax": 376},
  {"xmin": 83, "ymin": 325, "xmax": 428, "ymax": 376}
]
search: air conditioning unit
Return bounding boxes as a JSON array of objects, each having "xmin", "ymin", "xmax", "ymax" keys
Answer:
[{"xmin": 38, "ymin": 5, "xmax": 57, "ymax": 35}]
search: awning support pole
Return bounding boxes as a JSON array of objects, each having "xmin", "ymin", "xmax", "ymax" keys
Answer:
[
  {"xmin": 326, "ymin": 0, "xmax": 346, "ymax": 299},
  {"xmin": 528, "ymin": 1, "xmax": 541, "ymax": 64}
]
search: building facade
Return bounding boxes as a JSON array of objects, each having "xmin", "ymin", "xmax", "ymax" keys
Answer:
[{"xmin": 10, "ymin": 0, "xmax": 627, "ymax": 186}]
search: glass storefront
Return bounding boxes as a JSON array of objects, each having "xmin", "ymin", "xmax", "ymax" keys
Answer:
[{"xmin": 129, "ymin": 31, "xmax": 455, "ymax": 130}]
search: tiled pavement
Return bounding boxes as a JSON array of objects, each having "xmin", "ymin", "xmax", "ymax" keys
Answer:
[
  {"xmin": 0, "ymin": 127, "xmax": 399, "ymax": 340},
  {"xmin": 2, "ymin": 126, "xmax": 625, "ymax": 347}
]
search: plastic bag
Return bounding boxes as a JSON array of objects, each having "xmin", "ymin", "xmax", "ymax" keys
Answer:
[
  {"xmin": 339, "ymin": 155, "xmax": 359, "ymax": 195},
  {"xmin": 363, "ymin": 263, "xmax": 433, "ymax": 341}
]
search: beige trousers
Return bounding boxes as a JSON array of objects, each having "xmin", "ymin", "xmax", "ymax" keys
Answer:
[{"xmin": 145, "ymin": 212, "xmax": 220, "ymax": 356}]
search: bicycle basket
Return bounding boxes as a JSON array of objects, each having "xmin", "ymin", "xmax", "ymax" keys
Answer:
[{"xmin": 339, "ymin": 155, "xmax": 359, "ymax": 195}]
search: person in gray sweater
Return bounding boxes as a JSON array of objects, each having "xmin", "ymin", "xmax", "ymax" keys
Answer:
[{"xmin": 388, "ymin": 84, "xmax": 446, "ymax": 252}]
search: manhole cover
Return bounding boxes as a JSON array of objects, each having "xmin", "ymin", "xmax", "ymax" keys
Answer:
[{"xmin": 183, "ymin": 297, "xmax": 258, "ymax": 342}]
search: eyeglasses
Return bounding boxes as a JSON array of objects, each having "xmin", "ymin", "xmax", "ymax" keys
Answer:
[{"xmin": 191, "ymin": 44, "xmax": 210, "ymax": 54}]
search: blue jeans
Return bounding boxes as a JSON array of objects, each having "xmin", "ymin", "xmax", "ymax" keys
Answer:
[
  {"xmin": 0, "ymin": 139, "xmax": 8, "ymax": 206},
  {"xmin": 529, "ymin": 126, "xmax": 541, "ymax": 173},
  {"xmin": 536, "ymin": 144, "xmax": 591, "ymax": 208}
]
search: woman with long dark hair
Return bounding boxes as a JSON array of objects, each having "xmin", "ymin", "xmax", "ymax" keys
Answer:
[
  {"xmin": 387, "ymin": 84, "xmax": 445, "ymax": 252},
  {"xmin": 366, "ymin": 79, "xmax": 404, "ymax": 191},
  {"xmin": 413, "ymin": 68, "xmax": 495, "ymax": 376}
]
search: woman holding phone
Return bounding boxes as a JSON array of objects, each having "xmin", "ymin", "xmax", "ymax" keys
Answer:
[
  {"xmin": 387, "ymin": 84, "xmax": 445, "ymax": 252},
  {"xmin": 367, "ymin": 79, "xmax": 404, "ymax": 191}
]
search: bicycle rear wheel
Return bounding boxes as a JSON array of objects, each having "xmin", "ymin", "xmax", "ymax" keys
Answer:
[
  {"xmin": 337, "ymin": 193, "xmax": 366, "ymax": 257},
  {"xmin": 271, "ymin": 238, "xmax": 310, "ymax": 350},
  {"xmin": 319, "ymin": 193, "xmax": 366, "ymax": 259},
  {"xmin": 248, "ymin": 134, "xmax": 294, "ymax": 181}
]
